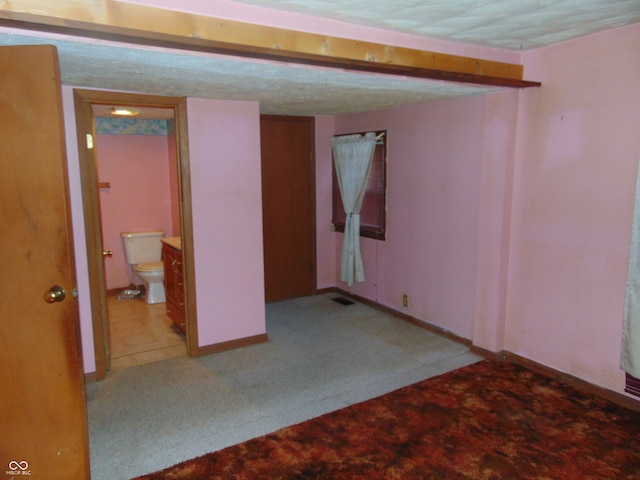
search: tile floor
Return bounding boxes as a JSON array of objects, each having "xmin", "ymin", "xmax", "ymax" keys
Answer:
[{"xmin": 107, "ymin": 295, "xmax": 185, "ymax": 370}]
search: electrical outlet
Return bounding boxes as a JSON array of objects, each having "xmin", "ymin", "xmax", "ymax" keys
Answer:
[{"xmin": 402, "ymin": 294, "xmax": 408, "ymax": 308}]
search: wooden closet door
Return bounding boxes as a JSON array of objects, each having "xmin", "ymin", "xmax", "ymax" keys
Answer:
[{"xmin": 260, "ymin": 115, "xmax": 316, "ymax": 302}]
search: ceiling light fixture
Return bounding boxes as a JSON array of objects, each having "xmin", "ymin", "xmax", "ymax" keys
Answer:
[{"xmin": 110, "ymin": 106, "xmax": 141, "ymax": 117}]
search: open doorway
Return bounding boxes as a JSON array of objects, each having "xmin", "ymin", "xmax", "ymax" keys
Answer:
[
  {"xmin": 73, "ymin": 89, "xmax": 198, "ymax": 380},
  {"xmin": 94, "ymin": 103, "xmax": 182, "ymax": 369}
]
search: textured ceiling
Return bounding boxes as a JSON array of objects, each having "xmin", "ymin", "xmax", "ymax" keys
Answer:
[
  {"xmin": 0, "ymin": 30, "xmax": 501, "ymax": 116},
  {"xmin": 0, "ymin": 0, "xmax": 638, "ymax": 116},
  {"xmin": 232, "ymin": 0, "xmax": 640, "ymax": 50}
]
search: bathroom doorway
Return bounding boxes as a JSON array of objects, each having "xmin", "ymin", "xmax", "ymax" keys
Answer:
[{"xmin": 73, "ymin": 89, "xmax": 198, "ymax": 380}]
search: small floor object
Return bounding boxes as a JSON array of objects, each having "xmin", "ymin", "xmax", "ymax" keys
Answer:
[{"xmin": 116, "ymin": 288, "xmax": 142, "ymax": 300}]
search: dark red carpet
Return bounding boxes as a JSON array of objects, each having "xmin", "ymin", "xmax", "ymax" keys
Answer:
[{"xmin": 134, "ymin": 361, "xmax": 640, "ymax": 479}]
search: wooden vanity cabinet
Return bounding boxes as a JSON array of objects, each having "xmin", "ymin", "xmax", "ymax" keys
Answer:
[{"xmin": 162, "ymin": 242, "xmax": 186, "ymax": 332}]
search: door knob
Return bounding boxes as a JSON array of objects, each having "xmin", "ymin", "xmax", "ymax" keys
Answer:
[
  {"xmin": 102, "ymin": 250, "xmax": 113, "ymax": 257},
  {"xmin": 44, "ymin": 285, "xmax": 66, "ymax": 303}
]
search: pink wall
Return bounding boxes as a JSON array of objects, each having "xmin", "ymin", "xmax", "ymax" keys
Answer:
[
  {"xmin": 320, "ymin": 23, "xmax": 640, "ymax": 396},
  {"xmin": 54, "ymin": 6, "xmax": 640, "ymax": 399},
  {"xmin": 315, "ymin": 116, "xmax": 337, "ymax": 289},
  {"xmin": 61, "ymin": 91, "xmax": 266, "ymax": 372},
  {"xmin": 330, "ymin": 98, "xmax": 487, "ymax": 340},
  {"xmin": 472, "ymin": 90, "xmax": 519, "ymax": 353},
  {"xmin": 507, "ymin": 23, "xmax": 640, "ymax": 392},
  {"xmin": 61, "ymin": 87, "xmax": 95, "ymax": 373},
  {"xmin": 96, "ymin": 133, "xmax": 176, "ymax": 289},
  {"xmin": 186, "ymin": 97, "xmax": 266, "ymax": 347}
]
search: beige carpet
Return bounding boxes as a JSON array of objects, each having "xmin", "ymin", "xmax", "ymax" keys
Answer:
[{"xmin": 86, "ymin": 294, "xmax": 479, "ymax": 480}]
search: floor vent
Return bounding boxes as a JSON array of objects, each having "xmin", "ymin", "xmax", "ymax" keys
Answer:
[
  {"xmin": 625, "ymin": 373, "xmax": 640, "ymax": 398},
  {"xmin": 332, "ymin": 296, "xmax": 355, "ymax": 306}
]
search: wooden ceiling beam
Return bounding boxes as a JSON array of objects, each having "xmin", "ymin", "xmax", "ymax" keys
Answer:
[{"xmin": 0, "ymin": 0, "xmax": 541, "ymax": 88}]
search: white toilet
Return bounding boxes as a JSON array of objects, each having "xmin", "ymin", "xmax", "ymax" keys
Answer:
[{"xmin": 120, "ymin": 230, "xmax": 166, "ymax": 304}]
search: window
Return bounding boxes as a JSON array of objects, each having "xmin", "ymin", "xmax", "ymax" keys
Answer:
[
  {"xmin": 626, "ymin": 372, "xmax": 640, "ymax": 398},
  {"xmin": 332, "ymin": 130, "xmax": 387, "ymax": 240}
]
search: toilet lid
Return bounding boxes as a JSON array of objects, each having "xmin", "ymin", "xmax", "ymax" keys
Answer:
[{"xmin": 135, "ymin": 261, "xmax": 163, "ymax": 272}]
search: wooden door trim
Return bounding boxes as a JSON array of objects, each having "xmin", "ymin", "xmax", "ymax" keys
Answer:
[
  {"xmin": 72, "ymin": 89, "xmax": 198, "ymax": 379},
  {"xmin": 72, "ymin": 93, "xmax": 109, "ymax": 378},
  {"xmin": 307, "ymin": 116, "xmax": 318, "ymax": 295}
]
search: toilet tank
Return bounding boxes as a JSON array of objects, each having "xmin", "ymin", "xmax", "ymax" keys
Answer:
[{"xmin": 121, "ymin": 230, "xmax": 165, "ymax": 265}]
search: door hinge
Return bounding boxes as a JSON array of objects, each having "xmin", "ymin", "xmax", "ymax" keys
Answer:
[{"xmin": 86, "ymin": 133, "xmax": 94, "ymax": 149}]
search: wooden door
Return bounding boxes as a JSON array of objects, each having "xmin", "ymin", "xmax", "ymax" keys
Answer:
[
  {"xmin": 0, "ymin": 45, "xmax": 90, "ymax": 478},
  {"xmin": 260, "ymin": 115, "xmax": 316, "ymax": 302}
]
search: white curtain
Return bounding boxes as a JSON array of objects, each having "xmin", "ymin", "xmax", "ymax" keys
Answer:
[
  {"xmin": 331, "ymin": 132, "xmax": 377, "ymax": 286},
  {"xmin": 622, "ymin": 158, "xmax": 640, "ymax": 378}
]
